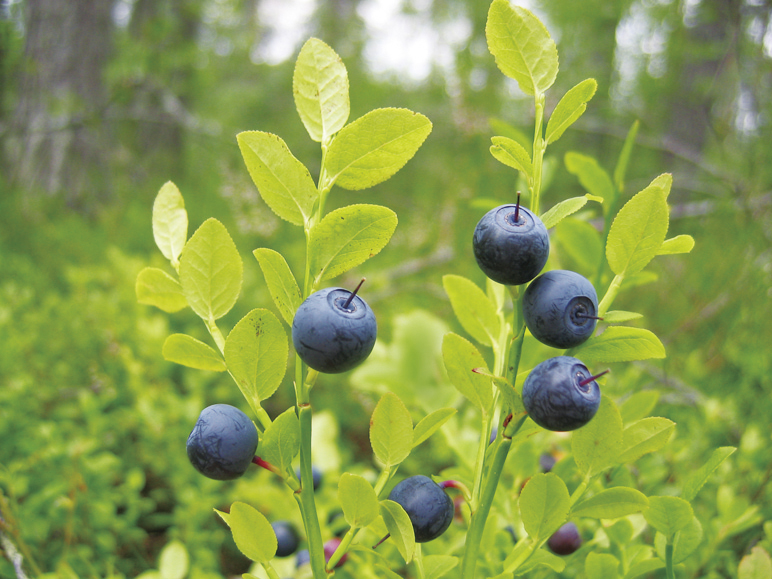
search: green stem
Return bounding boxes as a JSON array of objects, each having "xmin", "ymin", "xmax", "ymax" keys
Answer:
[
  {"xmin": 569, "ymin": 473, "xmax": 591, "ymax": 508},
  {"xmin": 414, "ymin": 543, "xmax": 426, "ymax": 579},
  {"xmin": 598, "ymin": 273, "xmax": 624, "ymax": 317},
  {"xmin": 665, "ymin": 541, "xmax": 675, "ymax": 579},
  {"xmin": 261, "ymin": 561, "xmax": 282, "ymax": 579},
  {"xmin": 531, "ymin": 92, "xmax": 547, "ymax": 214},
  {"xmin": 326, "ymin": 527, "xmax": 355, "ymax": 571}
]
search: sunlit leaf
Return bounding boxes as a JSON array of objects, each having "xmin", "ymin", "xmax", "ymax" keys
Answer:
[
  {"xmin": 442, "ymin": 333, "xmax": 493, "ymax": 414},
  {"xmin": 490, "ymin": 136, "xmax": 533, "ymax": 178},
  {"xmin": 136, "ymin": 267, "xmax": 188, "ymax": 313},
  {"xmin": 519, "ymin": 473, "xmax": 570, "ymax": 541},
  {"xmin": 370, "ymin": 392, "xmax": 413, "ymax": 468},
  {"xmin": 253, "ymin": 248, "xmax": 302, "ymax": 326},
  {"xmin": 442, "ymin": 274, "xmax": 500, "ymax": 347},
  {"xmin": 568, "ymin": 326, "xmax": 665, "ymax": 363},
  {"xmin": 545, "ymin": 79, "xmax": 597, "ymax": 144},
  {"xmin": 644, "ymin": 496, "xmax": 693, "ymax": 538},
  {"xmin": 162, "ymin": 334, "xmax": 226, "ymax": 372},
  {"xmin": 260, "ymin": 407, "xmax": 300, "ymax": 476},
  {"xmin": 153, "ymin": 181, "xmax": 188, "ymax": 265},
  {"xmin": 572, "ymin": 395, "xmax": 624, "ymax": 476},
  {"xmin": 338, "ymin": 473, "xmax": 379, "ymax": 528},
  {"xmin": 215, "ymin": 502, "xmax": 276, "ymax": 563}
]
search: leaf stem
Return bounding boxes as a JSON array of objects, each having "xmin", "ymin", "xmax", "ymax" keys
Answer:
[
  {"xmin": 665, "ymin": 541, "xmax": 676, "ymax": 579},
  {"xmin": 326, "ymin": 527, "xmax": 355, "ymax": 571},
  {"xmin": 414, "ymin": 543, "xmax": 426, "ymax": 579},
  {"xmin": 531, "ymin": 92, "xmax": 547, "ymax": 214},
  {"xmin": 261, "ymin": 561, "xmax": 282, "ymax": 579},
  {"xmin": 598, "ymin": 273, "xmax": 624, "ymax": 317}
]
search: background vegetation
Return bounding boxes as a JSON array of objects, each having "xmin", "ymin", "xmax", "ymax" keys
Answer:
[{"xmin": 0, "ymin": 0, "xmax": 770, "ymax": 577}]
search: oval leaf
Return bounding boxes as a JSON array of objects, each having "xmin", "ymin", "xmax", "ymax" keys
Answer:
[
  {"xmin": 159, "ymin": 540, "xmax": 189, "ymax": 579},
  {"xmin": 490, "ymin": 136, "xmax": 533, "ymax": 178},
  {"xmin": 619, "ymin": 390, "xmax": 660, "ymax": 424},
  {"xmin": 237, "ymin": 131, "xmax": 318, "ymax": 226},
  {"xmin": 540, "ymin": 196, "xmax": 589, "ymax": 230},
  {"xmin": 253, "ymin": 248, "xmax": 302, "ymax": 326},
  {"xmin": 565, "ymin": 152, "xmax": 616, "ymax": 208},
  {"xmin": 162, "ymin": 334, "xmax": 226, "ymax": 372},
  {"xmin": 308, "ymin": 204, "xmax": 398, "ymax": 286},
  {"xmin": 442, "ymin": 274, "xmax": 500, "ymax": 347},
  {"xmin": 442, "ymin": 333, "xmax": 493, "ymax": 414},
  {"xmin": 224, "ymin": 309, "xmax": 288, "ymax": 406},
  {"xmin": 380, "ymin": 499, "xmax": 415, "ymax": 563},
  {"xmin": 657, "ymin": 234, "xmax": 695, "ymax": 255},
  {"xmin": 324, "ymin": 108, "xmax": 432, "ymax": 191},
  {"xmin": 617, "ymin": 417, "xmax": 675, "ymax": 464},
  {"xmin": 153, "ymin": 181, "xmax": 188, "ymax": 265},
  {"xmin": 571, "ymin": 487, "xmax": 649, "ymax": 520},
  {"xmin": 568, "ymin": 326, "xmax": 666, "ymax": 363},
  {"xmin": 370, "ymin": 392, "xmax": 413, "ymax": 468},
  {"xmin": 293, "ymin": 38, "xmax": 350, "ymax": 143},
  {"xmin": 178, "ymin": 218, "xmax": 243, "ymax": 322},
  {"xmin": 260, "ymin": 407, "xmax": 300, "ymax": 476},
  {"xmin": 423, "ymin": 555, "xmax": 459, "ymax": 579},
  {"xmin": 338, "ymin": 473, "xmax": 379, "ymax": 528},
  {"xmin": 519, "ymin": 473, "xmax": 570, "ymax": 541},
  {"xmin": 602, "ymin": 310, "xmax": 644, "ymax": 324},
  {"xmin": 136, "ymin": 267, "xmax": 188, "ymax": 313},
  {"xmin": 585, "ymin": 553, "xmax": 619, "ymax": 579},
  {"xmin": 572, "ymin": 395, "xmax": 624, "ymax": 477},
  {"xmin": 682, "ymin": 446, "xmax": 736, "ymax": 502},
  {"xmin": 413, "ymin": 408, "xmax": 457, "ymax": 448},
  {"xmin": 485, "ymin": 0, "xmax": 558, "ymax": 95},
  {"xmin": 644, "ymin": 496, "xmax": 694, "ymax": 538},
  {"xmin": 655, "ymin": 516, "xmax": 703, "ymax": 564},
  {"xmin": 739, "ymin": 546, "xmax": 772, "ymax": 579},
  {"xmin": 546, "ymin": 79, "xmax": 598, "ymax": 145},
  {"xmin": 217, "ymin": 502, "xmax": 276, "ymax": 563}
]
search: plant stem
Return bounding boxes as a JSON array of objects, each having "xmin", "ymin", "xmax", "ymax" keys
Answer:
[
  {"xmin": 414, "ymin": 543, "xmax": 426, "ymax": 579},
  {"xmin": 665, "ymin": 541, "xmax": 675, "ymax": 579},
  {"xmin": 261, "ymin": 561, "xmax": 282, "ymax": 579},
  {"xmin": 531, "ymin": 92, "xmax": 547, "ymax": 214},
  {"xmin": 326, "ymin": 527, "xmax": 355, "ymax": 571},
  {"xmin": 598, "ymin": 273, "xmax": 624, "ymax": 316}
]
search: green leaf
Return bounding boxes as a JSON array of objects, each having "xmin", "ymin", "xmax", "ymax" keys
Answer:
[
  {"xmin": 571, "ymin": 487, "xmax": 649, "ymax": 519},
  {"xmin": 178, "ymin": 218, "xmax": 243, "ymax": 322},
  {"xmin": 568, "ymin": 326, "xmax": 666, "ymax": 363},
  {"xmin": 619, "ymin": 390, "xmax": 660, "ymax": 423},
  {"xmin": 423, "ymin": 555, "xmax": 459, "ymax": 579},
  {"xmin": 682, "ymin": 446, "xmax": 736, "ymax": 502},
  {"xmin": 485, "ymin": 0, "xmax": 558, "ymax": 95},
  {"xmin": 565, "ymin": 152, "xmax": 616, "ymax": 208},
  {"xmin": 158, "ymin": 540, "xmax": 189, "ymax": 579},
  {"xmin": 307, "ymin": 204, "xmax": 398, "ymax": 286},
  {"xmin": 554, "ymin": 217, "xmax": 603, "ymax": 276},
  {"xmin": 224, "ymin": 309, "xmax": 288, "ymax": 406},
  {"xmin": 153, "ymin": 181, "xmax": 188, "ymax": 265},
  {"xmin": 650, "ymin": 173, "xmax": 674, "ymax": 198},
  {"xmin": 519, "ymin": 473, "xmax": 570, "ymax": 541},
  {"xmin": 644, "ymin": 496, "xmax": 694, "ymax": 538},
  {"xmin": 375, "ymin": 565, "xmax": 405, "ymax": 579},
  {"xmin": 513, "ymin": 549, "xmax": 567, "ymax": 576},
  {"xmin": 442, "ymin": 333, "xmax": 494, "ymax": 414},
  {"xmin": 490, "ymin": 136, "xmax": 533, "ymax": 178},
  {"xmin": 540, "ymin": 197, "xmax": 590, "ymax": 229},
  {"xmin": 613, "ymin": 120, "xmax": 639, "ymax": 192},
  {"xmin": 260, "ymin": 407, "xmax": 300, "ymax": 476},
  {"xmin": 657, "ymin": 235, "xmax": 695, "ymax": 255},
  {"xmin": 253, "ymin": 248, "xmax": 302, "ymax": 327},
  {"xmin": 338, "ymin": 473, "xmax": 379, "ymax": 528},
  {"xmin": 237, "ymin": 131, "xmax": 318, "ymax": 226},
  {"xmin": 572, "ymin": 395, "xmax": 624, "ymax": 476},
  {"xmin": 369, "ymin": 392, "xmax": 413, "ymax": 468},
  {"xmin": 739, "ymin": 546, "xmax": 772, "ymax": 579},
  {"xmin": 136, "ymin": 267, "xmax": 188, "ymax": 313},
  {"xmin": 624, "ymin": 559, "xmax": 665, "ymax": 579},
  {"xmin": 293, "ymin": 38, "xmax": 349, "ymax": 144},
  {"xmin": 470, "ymin": 367, "xmax": 525, "ymax": 417},
  {"xmin": 606, "ymin": 178, "xmax": 670, "ymax": 276},
  {"xmin": 545, "ymin": 79, "xmax": 598, "ymax": 145},
  {"xmin": 616, "ymin": 417, "xmax": 675, "ymax": 464},
  {"xmin": 602, "ymin": 310, "xmax": 643, "ymax": 324},
  {"xmin": 584, "ymin": 552, "xmax": 620, "ymax": 579},
  {"xmin": 162, "ymin": 334, "xmax": 226, "ymax": 372},
  {"xmin": 442, "ymin": 274, "xmax": 500, "ymax": 347},
  {"xmin": 216, "ymin": 502, "xmax": 276, "ymax": 563},
  {"xmin": 380, "ymin": 499, "xmax": 415, "ymax": 563},
  {"xmin": 655, "ymin": 516, "xmax": 703, "ymax": 564},
  {"xmin": 324, "ymin": 108, "xmax": 432, "ymax": 190},
  {"xmin": 413, "ymin": 408, "xmax": 457, "ymax": 448}
]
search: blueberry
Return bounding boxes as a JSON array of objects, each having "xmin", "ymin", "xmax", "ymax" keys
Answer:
[
  {"xmin": 271, "ymin": 520, "xmax": 301, "ymax": 557},
  {"xmin": 292, "ymin": 284, "xmax": 377, "ymax": 374},
  {"xmin": 296, "ymin": 465, "xmax": 323, "ymax": 490},
  {"xmin": 472, "ymin": 203, "xmax": 549, "ymax": 286},
  {"xmin": 539, "ymin": 452, "xmax": 557, "ymax": 473},
  {"xmin": 523, "ymin": 270, "xmax": 599, "ymax": 349},
  {"xmin": 547, "ymin": 522, "xmax": 582, "ymax": 555},
  {"xmin": 522, "ymin": 356, "xmax": 603, "ymax": 431},
  {"xmin": 186, "ymin": 404, "xmax": 258, "ymax": 480},
  {"xmin": 295, "ymin": 549, "xmax": 310, "ymax": 568},
  {"xmin": 388, "ymin": 475, "xmax": 454, "ymax": 543}
]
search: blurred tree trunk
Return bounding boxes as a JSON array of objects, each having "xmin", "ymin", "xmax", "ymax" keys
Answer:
[{"xmin": 8, "ymin": 0, "xmax": 114, "ymax": 209}]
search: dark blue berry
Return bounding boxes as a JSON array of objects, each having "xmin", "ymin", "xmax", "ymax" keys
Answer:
[
  {"xmin": 388, "ymin": 475, "xmax": 453, "ymax": 543},
  {"xmin": 547, "ymin": 522, "xmax": 582, "ymax": 555},
  {"xmin": 272, "ymin": 521, "xmax": 300, "ymax": 557},
  {"xmin": 186, "ymin": 404, "xmax": 258, "ymax": 480},
  {"xmin": 295, "ymin": 549, "xmax": 310, "ymax": 568}
]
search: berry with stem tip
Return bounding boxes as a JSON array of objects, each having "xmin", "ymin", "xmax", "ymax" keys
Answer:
[
  {"xmin": 523, "ymin": 270, "xmax": 600, "ymax": 349},
  {"xmin": 388, "ymin": 475, "xmax": 454, "ymax": 543},
  {"xmin": 522, "ymin": 356, "xmax": 606, "ymax": 431},
  {"xmin": 472, "ymin": 193, "xmax": 550, "ymax": 286},
  {"xmin": 292, "ymin": 279, "xmax": 377, "ymax": 374},
  {"xmin": 547, "ymin": 522, "xmax": 583, "ymax": 555},
  {"xmin": 186, "ymin": 404, "xmax": 258, "ymax": 481},
  {"xmin": 271, "ymin": 521, "xmax": 301, "ymax": 557}
]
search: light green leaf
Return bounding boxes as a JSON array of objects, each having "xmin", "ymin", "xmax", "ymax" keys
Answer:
[
  {"xmin": 162, "ymin": 334, "xmax": 226, "ymax": 372},
  {"xmin": 375, "ymin": 565, "xmax": 405, "ymax": 579},
  {"xmin": 237, "ymin": 131, "xmax": 318, "ymax": 226},
  {"xmin": 606, "ymin": 178, "xmax": 670, "ymax": 276},
  {"xmin": 159, "ymin": 540, "xmax": 189, "ymax": 579},
  {"xmin": 324, "ymin": 108, "xmax": 432, "ymax": 190},
  {"xmin": 572, "ymin": 395, "xmax": 624, "ymax": 476},
  {"xmin": 655, "ymin": 516, "xmax": 703, "ymax": 564},
  {"xmin": 136, "ymin": 267, "xmax": 188, "ymax": 313},
  {"xmin": 293, "ymin": 38, "xmax": 349, "ymax": 144},
  {"xmin": 490, "ymin": 136, "xmax": 533, "ymax": 178},
  {"xmin": 602, "ymin": 310, "xmax": 643, "ymax": 324},
  {"xmin": 253, "ymin": 248, "xmax": 302, "ymax": 327},
  {"xmin": 568, "ymin": 326, "xmax": 666, "ymax": 363},
  {"xmin": 514, "ymin": 549, "xmax": 567, "ymax": 576},
  {"xmin": 413, "ymin": 408, "xmax": 457, "ymax": 448},
  {"xmin": 555, "ymin": 217, "xmax": 603, "ymax": 276},
  {"xmin": 178, "ymin": 218, "xmax": 243, "ymax": 322},
  {"xmin": 224, "ymin": 309, "xmax": 288, "ymax": 406},
  {"xmin": 470, "ymin": 366, "xmax": 525, "ymax": 417},
  {"xmin": 650, "ymin": 173, "xmax": 674, "ymax": 198},
  {"xmin": 260, "ymin": 407, "xmax": 300, "ymax": 476},
  {"xmin": 644, "ymin": 496, "xmax": 694, "ymax": 538},
  {"xmin": 423, "ymin": 555, "xmax": 459, "ymax": 579},
  {"xmin": 216, "ymin": 502, "xmax": 276, "ymax": 563},
  {"xmin": 442, "ymin": 333, "xmax": 493, "ymax": 414},
  {"xmin": 380, "ymin": 499, "xmax": 415, "ymax": 563},
  {"xmin": 657, "ymin": 234, "xmax": 695, "ymax": 255},
  {"xmin": 307, "ymin": 204, "xmax": 398, "ymax": 286},
  {"xmin": 370, "ymin": 392, "xmax": 413, "ymax": 468},
  {"xmin": 442, "ymin": 274, "xmax": 500, "ymax": 347},
  {"xmin": 571, "ymin": 487, "xmax": 649, "ymax": 519},
  {"xmin": 624, "ymin": 559, "xmax": 665, "ymax": 579},
  {"xmin": 519, "ymin": 473, "xmax": 570, "ymax": 541},
  {"xmin": 682, "ymin": 446, "xmax": 736, "ymax": 502},
  {"xmin": 584, "ymin": 552, "xmax": 620, "ymax": 579},
  {"xmin": 617, "ymin": 417, "xmax": 675, "ymax": 464},
  {"xmin": 485, "ymin": 0, "xmax": 558, "ymax": 95},
  {"xmin": 619, "ymin": 390, "xmax": 660, "ymax": 423},
  {"xmin": 565, "ymin": 152, "xmax": 616, "ymax": 208},
  {"xmin": 545, "ymin": 78, "xmax": 598, "ymax": 145},
  {"xmin": 613, "ymin": 120, "xmax": 639, "ymax": 192},
  {"xmin": 739, "ymin": 546, "xmax": 772, "ymax": 579},
  {"xmin": 540, "ymin": 197, "xmax": 589, "ymax": 229},
  {"xmin": 153, "ymin": 181, "xmax": 188, "ymax": 265},
  {"xmin": 338, "ymin": 473, "xmax": 379, "ymax": 528}
]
